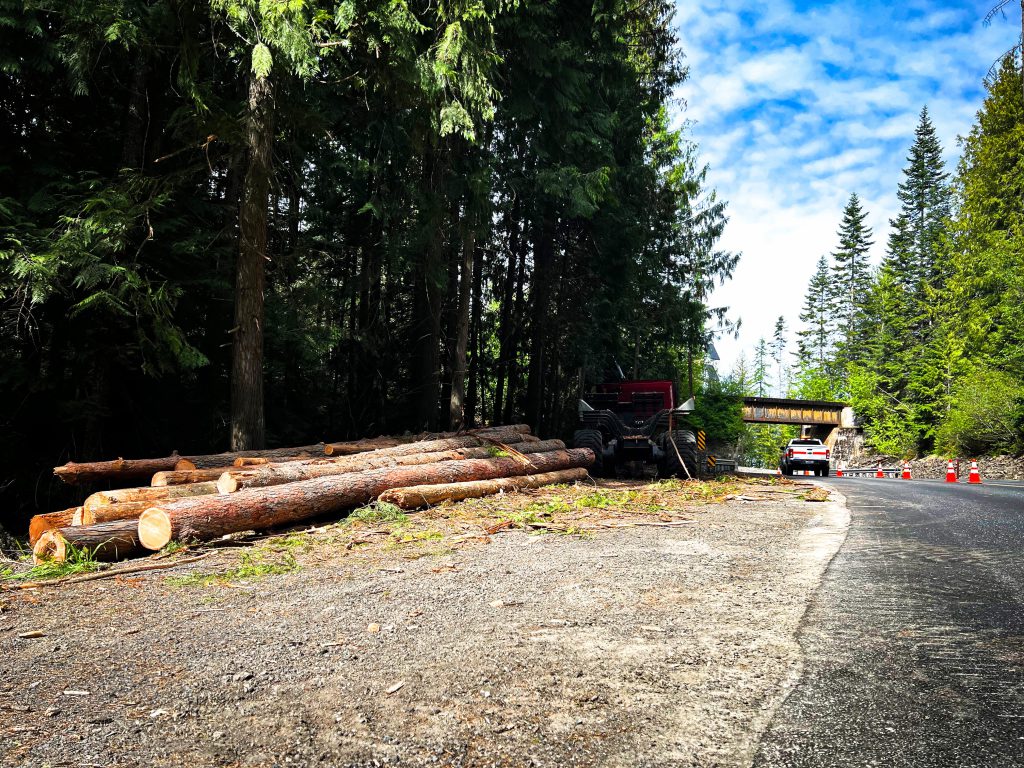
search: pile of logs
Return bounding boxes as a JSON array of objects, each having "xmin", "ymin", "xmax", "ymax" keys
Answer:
[{"xmin": 31, "ymin": 425, "xmax": 593, "ymax": 564}]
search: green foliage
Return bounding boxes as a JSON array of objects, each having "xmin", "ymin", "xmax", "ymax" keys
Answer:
[
  {"xmin": 936, "ymin": 366, "xmax": 1024, "ymax": 456},
  {"xmin": 166, "ymin": 549, "xmax": 299, "ymax": 587},
  {"xmin": 2, "ymin": 543, "xmax": 102, "ymax": 582},
  {"xmin": 689, "ymin": 375, "xmax": 745, "ymax": 447},
  {"xmin": 345, "ymin": 502, "xmax": 408, "ymax": 526}
]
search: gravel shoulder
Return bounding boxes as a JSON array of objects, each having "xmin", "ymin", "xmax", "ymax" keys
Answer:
[{"xmin": 1, "ymin": 478, "xmax": 849, "ymax": 768}]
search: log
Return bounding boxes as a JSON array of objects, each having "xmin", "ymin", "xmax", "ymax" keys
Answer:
[
  {"xmin": 173, "ymin": 444, "xmax": 326, "ymax": 471},
  {"xmin": 341, "ymin": 430, "xmax": 533, "ymax": 461},
  {"xmin": 33, "ymin": 520, "xmax": 145, "ymax": 563},
  {"xmin": 138, "ymin": 448, "xmax": 594, "ymax": 550},
  {"xmin": 322, "ymin": 424, "xmax": 533, "ymax": 456},
  {"xmin": 378, "ymin": 467, "xmax": 591, "ymax": 509},
  {"xmin": 152, "ymin": 467, "xmax": 234, "ymax": 486},
  {"xmin": 218, "ymin": 439, "xmax": 567, "ymax": 493},
  {"xmin": 81, "ymin": 482, "xmax": 220, "ymax": 525},
  {"xmin": 28, "ymin": 507, "xmax": 82, "ymax": 547},
  {"xmin": 83, "ymin": 482, "xmax": 219, "ymax": 513},
  {"xmin": 53, "ymin": 457, "xmax": 181, "ymax": 485}
]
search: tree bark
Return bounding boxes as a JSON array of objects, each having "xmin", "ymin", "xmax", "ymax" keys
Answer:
[
  {"xmin": 466, "ymin": 234, "xmax": 484, "ymax": 428},
  {"xmin": 54, "ymin": 456, "xmax": 181, "ymax": 485},
  {"xmin": 219, "ymin": 439, "xmax": 565, "ymax": 493},
  {"xmin": 138, "ymin": 448, "xmax": 595, "ymax": 550},
  {"xmin": 28, "ymin": 508, "xmax": 81, "ymax": 547},
  {"xmin": 378, "ymin": 467, "xmax": 589, "ymax": 509},
  {"xmin": 323, "ymin": 437, "xmax": 410, "ymax": 456},
  {"xmin": 82, "ymin": 482, "xmax": 219, "ymax": 523},
  {"xmin": 33, "ymin": 521, "xmax": 144, "ymax": 564},
  {"xmin": 153, "ymin": 468, "xmax": 235, "ymax": 486},
  {"xmin": 449, "ymin": 220, "xmax": 476, "ymax": 430},
  {"xmin": 525, "ymin": 210, "xmax": 557, "ymax": 432},
  {"xmin": 175, "ymin": 444, "xmax": 325, "ymax": 469},
  {"xmin": 230, "ymin": 69, "xmax": 274, "ymax": 450}
]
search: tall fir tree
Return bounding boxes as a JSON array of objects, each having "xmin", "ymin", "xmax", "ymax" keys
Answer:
[
  {"xmin": 830, "ymin": 192, "xmax": 874, "ymax": 375},
  {"xmin": 797, "ymin": 255, "xmax": 836, "ymax": 368},
  {"xmin": 771, "ymin": 316, "xmax": 787, "ymax": 396}
]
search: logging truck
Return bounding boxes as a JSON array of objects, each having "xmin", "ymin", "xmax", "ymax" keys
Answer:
[{"xmin": 572, "ymin": 379, "xmax": 698, "ymax": 478}]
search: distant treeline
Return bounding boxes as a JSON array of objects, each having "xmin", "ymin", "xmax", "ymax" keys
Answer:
[{"xmin": 0, "ymin": 0, "xmax": 736, "ymax": 523}]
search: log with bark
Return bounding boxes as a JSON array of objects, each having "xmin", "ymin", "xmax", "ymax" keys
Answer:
[
  {"xmin": 341, "ymin": 430, "xmax": 533, "ymax": 461},
  {"xmin": 174, "ymin": 444, "xmax": 325, "ymax": 470},
  {"xmin": 54, "ymin": 445, "xmax": 325, "ymax": 485},
  {"xmin": 378, "ymin": 467, "xmax": 590, "ymax": 509},
  {"xmin": 138, "ymin": 448, "xmax": 594, "ymax": 550},
  {"xmin": 322, "ymin": 424, "xmax": 533, "ymax": 456},
  {"xmin": 33, "ymin": 520, "xmax": 145, "ymax": 563},
  {"xmin": 28, "ymin": 507, "xmax": 82, "ymax": 547},
  {"xmin": 152, "ymin": 467, "xmax": 237, "ymax": 486},
  {"xmin": 218, "ymin": 439, "xmax": 566, "ymax": 493},
  {"xmin": 80, "ymin": 482, "xmax": 220, "ymax": 525},
  {"xmin": 54, "ymin": 457, "xmax": 181, "ymax": 485}
]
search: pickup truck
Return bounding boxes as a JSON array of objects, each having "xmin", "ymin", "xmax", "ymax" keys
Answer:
[{"xmin": 779, "ymin": 438, "xmax": 831, "ymax": 476}]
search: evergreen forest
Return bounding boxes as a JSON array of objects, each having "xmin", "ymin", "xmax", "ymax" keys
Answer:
[
  {"xmin": 0, "ymin": 0, "xmax": 737, "ymax": 527},
  {"xmin": 742, "ymin": 56, "xmax": 1024, "ymax": 466}
]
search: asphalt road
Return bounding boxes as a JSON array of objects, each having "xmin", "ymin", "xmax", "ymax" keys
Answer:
[{"xmin": 754, "ymin": 476, "xmax": 1024, "ymax": 767}]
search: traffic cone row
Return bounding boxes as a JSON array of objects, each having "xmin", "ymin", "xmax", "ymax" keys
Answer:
[{"xmin": 944, "ymin": 459, "xmax": 983, "ymax": 484}]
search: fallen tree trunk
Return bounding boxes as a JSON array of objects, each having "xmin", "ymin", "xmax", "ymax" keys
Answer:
[
  {"xmin": 322, "ymin": 424, "xmax": 534, "ymax": 455},
  {"xmin": 33, "ymin": 520, "xmax": 144, "ymax": 563},
  {"xmin": 81, "ymin": 482, "xmax": 220, "ymax": 525},
  {"xmin": 84, "ymin": 482, "xmax": 219, "ymax": 513},
  {"xmin": 138, "ymin": 448, "xmax": 594, "ymax": 550},
  {"xmin": 378, "ymin": 467, "xmax": 590, "ymax": 509},
  {"xmin": 340, "ymin": 430, "xmax": 533, "ymax": 461},
  {"xmin": 219, "ymin": 439, "xmax": 566, "ymax": 493},
  {"xmin": 54, "ymin": 457, "xmax": 181, "ymax": 485},
  {"xmin": 28, "ymin": 507, "xmax": 82, "ymax": 547},
  {"xmin": 174, "ymin": 444, "xmax": 324, "ymax": 471},
  {"xmin": 152, "ymin": 467, "xmax": 236, "ymax": 486}
]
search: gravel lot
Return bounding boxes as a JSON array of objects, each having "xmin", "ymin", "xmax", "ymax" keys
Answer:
[{"xmin": 1, "ymin": 479, "xmax": 848, "ymax": 768}]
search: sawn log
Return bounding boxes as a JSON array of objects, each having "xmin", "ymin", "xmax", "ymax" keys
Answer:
[
  {"xmin": 33, "ymin": 520, "xmax": 145, "ymax": 563},
  {"xmin": 218, "ymin": 439, "xmax": 566, "ymax": 493},
  {"xmin": 378, "ymin": 467, "xmax": 591, "ymax": 509},
  {"xmin": 138, "ymin": 448, "xmax": 594, "ymax": 550},
  {"xmin": 28, "ymin": 507, "xmax": 82, "ymax": 547},
  {"xmin": 81, "ymin": 482, "xmax": 220, "ymax": 524}
]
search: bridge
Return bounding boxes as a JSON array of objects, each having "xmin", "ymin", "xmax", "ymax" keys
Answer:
[{"xmin": 742, "ymin": 397, "xmax": 849, "ymax": 426}]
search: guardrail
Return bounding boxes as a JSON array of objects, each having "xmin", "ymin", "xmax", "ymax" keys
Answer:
[{"xmin": 839, "ymin": 466, "xmax": 902, "ymax": 478}]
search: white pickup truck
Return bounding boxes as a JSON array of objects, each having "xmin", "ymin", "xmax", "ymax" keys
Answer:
[{"xmin": 779, "ymin": 438, "xmax": 831, "ymax": 477}]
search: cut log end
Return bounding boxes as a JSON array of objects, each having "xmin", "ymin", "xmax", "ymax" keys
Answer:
[
  {"xmin": 72, "ymin": 509, "xmax": 85, "ymax": 526},
  {"xmin": 33, "ymin": 531, "xmax": 67, "ymax": 564},
  {"xmin": 216, "ymin": 473, "xmax": 239, "ymax": 494},
  {"xmin": 138, "ymin": 508, "xmax": 173, "ymax": 551},
  {"xmin": 174, "ymin": 458, "xmax": 198, "ymax": 471}
]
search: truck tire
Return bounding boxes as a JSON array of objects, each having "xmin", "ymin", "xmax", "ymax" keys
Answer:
[
  {"xmin": 822, "ymin": 466, "xmax": 830, "ymax": 477},
  {"xmin": 572, "ymin": 429, "xmax": 605, "ymax": 476},
  {"xmin": 660, "ymin": 430, "xmax": 697, "ymax": 479}
]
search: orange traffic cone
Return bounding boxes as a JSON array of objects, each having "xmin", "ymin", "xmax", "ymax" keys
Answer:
[
  {"xmin": 968, "ymin": 460, "xmax": 982, "ymax": 484},
  {"xmin": 901, "ymin": 461, "xmax": 912, "ymax": 480},
  {"xmin": 875, "ymin": 463, "xmax": 884, "ymax": 478},
  {"xmin": 945, "ymin": 460, "xmax": 958, "ymax": 483},
  {"xmin": 836, "ymin": 464, "xmax": 844, "ymax": 477}
]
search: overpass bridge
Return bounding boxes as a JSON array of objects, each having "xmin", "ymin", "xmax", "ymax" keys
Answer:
[{"xmin": 742, "ymin": 397, "xmax": 850, "ymax": 427}]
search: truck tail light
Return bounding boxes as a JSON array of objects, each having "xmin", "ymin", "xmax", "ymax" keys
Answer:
[
  {"xmin": 826, "ymin": 448, "xmax": 831, "ymax": 460},
  {"xmin": 787, "ymin": 449, "xmax": 794, "ymax": 458}
]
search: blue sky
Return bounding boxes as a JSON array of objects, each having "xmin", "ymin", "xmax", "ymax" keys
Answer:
[{"xmin": 673, "ymin": 0, "xmax": 1021, "ymax": 374}]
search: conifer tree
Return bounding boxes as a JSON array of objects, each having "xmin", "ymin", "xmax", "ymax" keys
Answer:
[
  {"xmin": 796, "ymin": 255, "xmax": 835, "ymax": 368},
  {"xmin": 830, "ymin": 193, "xmax": 874, "ymax": 372},
  {"xmin": 771, "ymin": 316, "xmax": 787, "ymax": 396}
]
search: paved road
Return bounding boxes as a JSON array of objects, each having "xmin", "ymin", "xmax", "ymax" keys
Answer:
[{"xmin": 754, "ymin": 476, "xmax": 1024, "ymax": 767}]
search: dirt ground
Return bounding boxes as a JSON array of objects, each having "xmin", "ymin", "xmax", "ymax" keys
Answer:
[{"xmin": 0, "ymin": 476, "xmax": 848, "ymax": 768}]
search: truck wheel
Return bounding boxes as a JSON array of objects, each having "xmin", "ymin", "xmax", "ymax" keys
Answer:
[
  {"xmin": 822, "ymin": 467, "xmax": 830, "ymax": 477},
  {"xmin": 660, "ymin": 430, "xmax": 697, "ymax": 479},
  {"xmin": 573, "ymin": 429, "xmax": 605, "ymax": 476}
]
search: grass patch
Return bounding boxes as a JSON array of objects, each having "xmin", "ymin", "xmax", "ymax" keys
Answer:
[
  {"xmin": 345, "ymin": 502, "xmax": 408, "ymax": 527},
  {"xmin": 166, "ymin": 549, "xmax": 300, "ymax": 588},
  {"xmin": 159, "ymin": 540, "xmax": 188, "ymax": 556},
  {"xmin": 388, "ymin": 528, "xmax": 444, "ymax": 546},
  {"xmin": 1, "ymin": 543, "xmax": 104, "ymax": 583}
]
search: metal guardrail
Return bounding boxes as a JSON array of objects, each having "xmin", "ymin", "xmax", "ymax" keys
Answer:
[{"xmin": 839, "ymin": 466, "xmax": 901, "ymax": 478}]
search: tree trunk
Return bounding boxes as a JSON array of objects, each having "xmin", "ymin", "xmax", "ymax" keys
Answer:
[
  {"xmin": 138, "ymin": 449, "xmax": 595, "ymax": 550},
  {"xmin": 493, "ymin": 206, "xmax": 522, "ymax": 424},
  {"xmin": 54, "ymin": 456, "xmax": 181, "ymax": 485},
  {"xmin": 82, "ymin": 482, "xmax": 219, "ymax": 523},
  {"xmin": 219, "ymin": 439, "xmax": 565, "ymax": 493},
  {"xmin": 28, "ymin": 508, "xmax": 82, "ymax": 547},
  {"xmin": 324, "ymin": 437, "xmax": 410, "ymax": 456},
  {"xmin": 466, "ymin": 236, "xmax": 484, "ymax": 427},
  {"xmin": 378, "ymin": 467, "xmax": 589, "ymax": 509},
  {"xmin": 231, "ymin": 69, "xmax": 274, "ymax": 450},
  {"xmin": 525, "ymin": 210, "xmax": 557, "ymax": 432},
  {"xmin": 33, "ymin": 521, "xmax": 144, "ymax": 564},
  {"xmin": 449, "ymin": 221, "xmax": 476, "ymax": 430},
  {"xmin": 153, "ymin": 467, "xmax": 236, "ymax": 486},
  {"xmin": 176, "ymin": 443, "xmax": 325, "ymax": 469}
]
